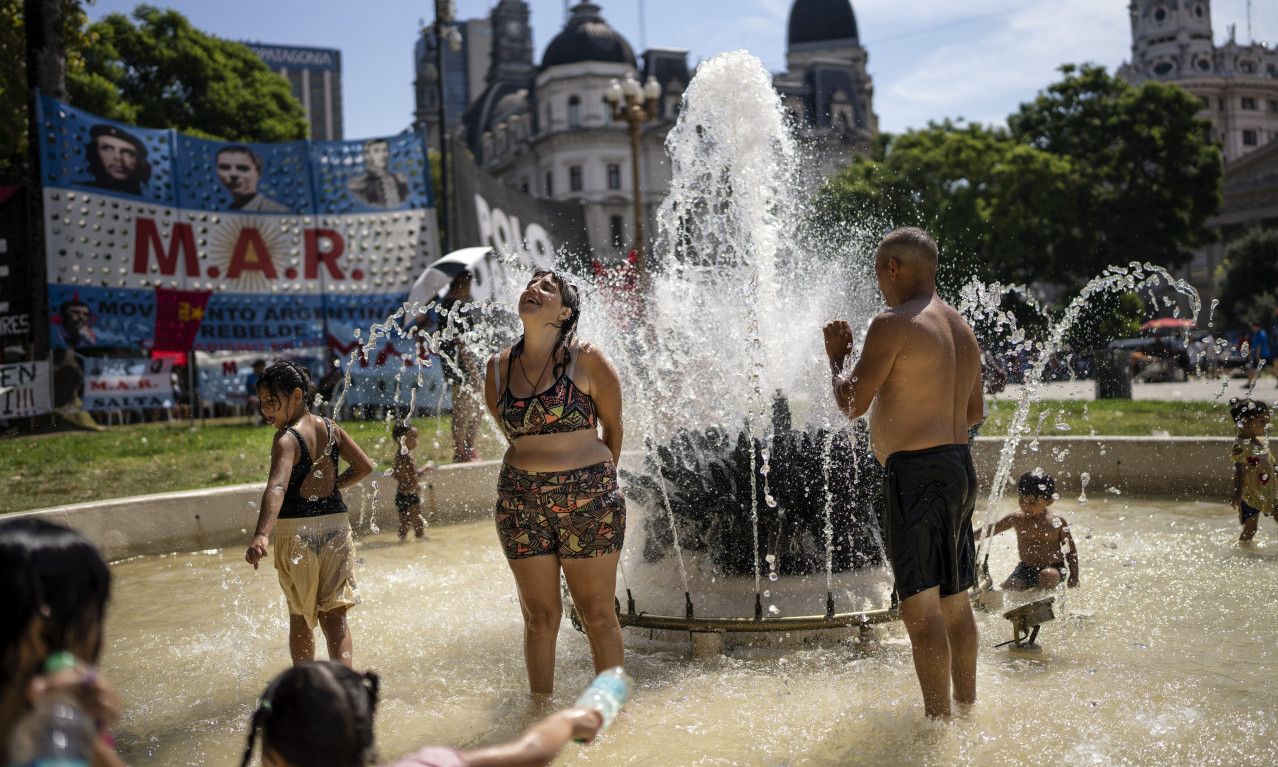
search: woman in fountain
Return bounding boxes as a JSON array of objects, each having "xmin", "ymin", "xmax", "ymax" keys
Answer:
[{"xmin": 485, "ymin": 270, "xmax": 626, "ymax": 698}]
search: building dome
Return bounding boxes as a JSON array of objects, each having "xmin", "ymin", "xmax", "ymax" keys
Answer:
[
  {"xmin": 788, "ymin": 0, "xmax": 859, "ymax": 47},
  {"xmin": 541, "ymin": 2, "xmax": 636, "ymax": 71}
]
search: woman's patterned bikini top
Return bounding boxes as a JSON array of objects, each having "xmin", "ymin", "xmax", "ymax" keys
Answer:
[{"xmin": 495, "ymin": 345, "xmax": 598, "ymax": 440}]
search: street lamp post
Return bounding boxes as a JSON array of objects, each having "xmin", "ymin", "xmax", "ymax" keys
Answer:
[{"xmin": 604, "ymin": 74, "xmax": 662, "ymax": 289}]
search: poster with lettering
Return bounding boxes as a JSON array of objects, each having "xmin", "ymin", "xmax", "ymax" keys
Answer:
[
  {"xmin": 0, "ymin": 361, "xmax": 51, "ymax": 418},
  {"xmin": 37, "ymin": 96, "xmax": 440, "ymax": 358},
  {"xmin": 82, "ymin": 357, "xmax": 173, "ymax": 411},
  {"xmin": 194, "ymin": 349, "xmax": 325, "ymax": 406}
]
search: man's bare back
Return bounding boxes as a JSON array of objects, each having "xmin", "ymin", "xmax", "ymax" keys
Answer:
[
  {"xmin": 822, "ymin": 226, "xmax": 984, "ymax": 719},
  {"xmin": 824, "ymin": 291, "xmax": 982, "ymax": 465}
]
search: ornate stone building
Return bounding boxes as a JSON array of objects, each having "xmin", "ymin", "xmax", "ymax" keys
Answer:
[
  {"xmin": 1118, "ymin": 0, "xmax": 1278, "ymax": 300},
  {"xmin": 454, "ymin": 0, "xmax": 877, "ymax": 262},
  {"xmin": 1119, "ymin": 1, "xmax": 1278, "ymax": 162}
]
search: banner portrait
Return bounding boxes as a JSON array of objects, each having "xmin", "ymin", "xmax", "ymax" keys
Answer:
[{"xmin": 37, "ymin": 96, "xmax": 440, "ymax": 360}]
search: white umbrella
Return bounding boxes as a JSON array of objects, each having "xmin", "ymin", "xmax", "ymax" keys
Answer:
[{"xmin": 407, "ymin": 246, "xmax": 499, "ymax": 309}]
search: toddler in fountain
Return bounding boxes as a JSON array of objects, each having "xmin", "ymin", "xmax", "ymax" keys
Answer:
[
  {"xmin": 240, "ymin": 661, "xmax": 603, "ymax": 767},
  {"xmin": 1229, "ymin": 398, "xmax": 1276, "ymax": 543},
  {"xmin": 392, "ymin": 421, "xmax": 431, "ymax": 540},
  {"xmin": 974, "ymin": 470, "xmax": 1079, "ymax": 590}
]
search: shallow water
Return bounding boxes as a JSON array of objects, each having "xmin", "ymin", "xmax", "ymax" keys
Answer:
[{"xmin": 104, "ymin": 496, "xmax": 1278, "ymax": 766}]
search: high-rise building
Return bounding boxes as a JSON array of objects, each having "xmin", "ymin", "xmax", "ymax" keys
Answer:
[
  {"xmin": 245, "ymin": 43, "xmax": 345, "ymax": 141},
  {"xmin": 415, "ymin": 18, "xmax": 495, "ymax": 152}
]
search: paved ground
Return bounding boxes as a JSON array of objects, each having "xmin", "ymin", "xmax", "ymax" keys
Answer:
[{"xmin": 993, "ymin": 373, "xmax": 1278, "ymax": 402}]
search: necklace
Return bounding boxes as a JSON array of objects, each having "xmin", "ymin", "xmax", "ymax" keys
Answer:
[{"xmin": 518, "ymin": 346, "xmax": 555, "ymax": 394}]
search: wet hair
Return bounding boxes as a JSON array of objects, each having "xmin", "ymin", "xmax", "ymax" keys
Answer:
[
  {"xmin": 0, "ymin": 525, "xmax": 43, "ymax": 690},
  {"xmin": 876, "ymin": 227, "xmax": 938, "ymax": 277},
  {"xmin": 1018, "ymin": 470, "xmax": 1055, "ymax": 500},
  {"xmin": 0, "ymin": 518, "xmax": 111, "ymax": 665},
  {"xmin": 217, "ymin": 145, "xmax": 264, "ymax": 174},
  {"xmin": 447, "ymin": 269, "xmax": 473, "ymax": 295},
  {"xmin": 514, "ymin": 269, "xmax": 580, "ymax": 378},
  {"xmin": 1231, "ymin": 398, "xmax": 1270, "ymax": 428},
  {"xmin": 257, "ymin": 360, "xmax": 313, "ymax": 406},
  {"xmin": 392, "ymin": 420, "xmax": 414, "ymax": 441},
  {"xmin": 240, "ymin": 661, "xmax": 380, "ymax": 767}
]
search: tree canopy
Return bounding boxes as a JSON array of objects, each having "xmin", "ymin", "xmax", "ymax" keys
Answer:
[
  {"xmin": 813, "ymin": 64, "xmax": 1222, "ymax": 294},
  {"xmin": 0, "ymin": 3, "xmax": 308, "ymax": 186},
  {"xmin": 1216, "ymin": 227, "xmax": 1278, "ymax": 328},
  {"xmin": 68, "ymin": 5, "xmax": 308, "ymax": 142}
]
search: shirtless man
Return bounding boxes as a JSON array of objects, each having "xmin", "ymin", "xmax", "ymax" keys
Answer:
[
  {"xmin": 975, "ymin": 471, "xmax": 1080, "ymax": 591},
  {"xmin": 823, "ymin": 226, "xmax": 983, "ymax": 719}
]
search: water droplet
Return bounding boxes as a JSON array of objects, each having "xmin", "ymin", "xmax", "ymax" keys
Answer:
[
  {"xmin": 308, "ymin": 495, "xmax": 319, "ymax": 501},
  {"xmin": 768, "ymin": 605, "xmax": 780, "ymax": 615},
  {"xmin": 314, "ymin": 470, "xmax": 324, "ymax": 478},
  {"xmin": 763, "ymin": 590, "xmax": 770, "ymax": 598},
  {"xmin": 765, "ymin": 494, "xmax": 777, "ymax": 508},
  {"xmin": 1052, "ymin": 518, "xmax": 1063, "ymax": 528},
  {"xmin": 765, "ymin": 553, "xmax": 775, "ymax": 563},
  {"xmin": 760, "ymin": 448, "xmax": 770, "ymax": 462},
  {"xmin": 141, "ymin": 437, "xmax": 148, "ymax": 444},
  {"xmin": 759, "ymin": 464, "xmax": 770, "ymax": 476},
  {"xmin": 769, "ymin": 571, "xmax": 778, "ymax": 582},
  {"xmin": 383, "ymin": 468, "xmax": 393, "ymax": 477}
]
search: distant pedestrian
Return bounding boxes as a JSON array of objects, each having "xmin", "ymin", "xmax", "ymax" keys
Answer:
[
  {"xmin": 429, "ymin": 271, "xmax": 483, "ymax": 463},
  {"xmin": 1246, "ymin": 322, "xmax": 1277, "ymax": 387},
  {"xmin": 1229, "ymin": 398, "xmax": 1276, "ymax": 544},
  {"xmin": 391, "ymin": 421, "xmax": 431, "ymax": 540}
]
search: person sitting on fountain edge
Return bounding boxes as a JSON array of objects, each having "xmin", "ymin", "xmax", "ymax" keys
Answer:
[
  {"xmin": 974, "ymin": 470, "xmax": 1080, "ymax": 591},
  {"xmin": 1229, "ymin": 398, "xmax": 1276, "ymax": 544},
  {"xmin": 823, "ymin": 226, "xmax": 983, "ymax": 719}
]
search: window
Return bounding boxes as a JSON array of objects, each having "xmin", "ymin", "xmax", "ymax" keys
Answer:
[
  {"xmin": 568, "ymin": 96, "xmax": 581, "ymax": 128},
  {"xmin": 1242, "ymin": 97, "xmax": 1258, "ymax": 110},
  {"xmin": 521, "ymin": 178, "xmax": 529, "ymax": 194},
  {"xmin": 610, "ymin": 215, "xmax": 624, "ymax": 248},
  {"xmin": 1153, "ymin": 61, "xmax": 1174, "ymax": 75},
  {"xmin": 1196, "ymin": 58, "xmax": 1211, "ymax": 72},
  {"xmin": 1243, "ymin": 129, "xmax": 1258, "ymax": 146},
  {"xmin": 1154, "ymin": 7, "xmax": 1166, "ymax": 22},
  {"xmin": 1219, "ymin": 97, "xmax": 1225, "ymax": 110},
  {"xmin": 569, "ymin": 165, "xmax": 583, "ymax": 192},
  {"xmin": 1270, "ymin": 100, "xmax": 1278, "ymax": 113},
  {"xmin": 545, "ymin": 171, "xmax": 554, "ymax": 196},
  {"xmin": 607, "ymin": 163, "xmax": 621, "ymax": 190}
]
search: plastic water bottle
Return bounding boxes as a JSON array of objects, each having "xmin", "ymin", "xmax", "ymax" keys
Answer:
[
  {"xmin": 7, "ymin": 654, "xmax": 96, "ymax": 767},
  {"xmin": 572, "ymin": 666, "xmax": 632, "ymax": 735}
]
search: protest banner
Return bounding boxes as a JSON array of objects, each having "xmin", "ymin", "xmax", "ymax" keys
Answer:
[
  {"xmin": 0, "ymin": 360, "xmax": 51, "ymax": 418},
  {"xmin": 82, "ymin": 357, "xmax": 173, "ymax": 411}
]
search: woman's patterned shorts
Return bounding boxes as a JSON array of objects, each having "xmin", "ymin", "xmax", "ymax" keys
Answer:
[{"xmin": 496, "ymin": 460, "xmax": 625, "ymax": 559}]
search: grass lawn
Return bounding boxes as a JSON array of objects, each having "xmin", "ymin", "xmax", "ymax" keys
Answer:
[
  {"xmin": 0, "ymin": 399, "xmax": 1236, "ymax": 514},
  {"xmin": 981, "ymin": 399, "xmax": 1233, "ymax": 437},
  {"xmin": 0, "ymin": 415, "xmax": 505, "ymax": 514}
]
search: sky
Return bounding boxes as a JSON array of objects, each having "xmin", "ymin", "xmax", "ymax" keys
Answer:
[{"xmin": 84, "ymin": 0, "xmax": 1278, "ymax": 140}]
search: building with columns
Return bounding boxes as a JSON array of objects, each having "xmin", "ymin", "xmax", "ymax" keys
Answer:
[
  {"xmin": 1118, "ymin": 0, "xmax": 1278, "ymax": 302},
  {"xmin": 445, "ymin": 0, "xmax": 877, "ymax": 263}
]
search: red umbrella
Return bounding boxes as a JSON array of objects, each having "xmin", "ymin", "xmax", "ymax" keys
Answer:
[{"xmin": 1141, "ymin": 318, "xmax": 1195, "ymax": 330}]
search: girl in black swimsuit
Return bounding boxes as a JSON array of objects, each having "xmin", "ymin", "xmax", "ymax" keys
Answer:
[{"xmin": 245, "ymin": 361, "xmax": 373, "ymax": 667}]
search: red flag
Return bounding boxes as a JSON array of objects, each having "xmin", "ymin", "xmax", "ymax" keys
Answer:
[{"xmin": 154, "ymin": 287, "xmax": 213, "ymax": 351}]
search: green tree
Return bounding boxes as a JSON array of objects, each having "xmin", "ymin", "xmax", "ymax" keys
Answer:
[
  {"xmin": 0, "ymin": 0, "xmax": 93, "ymax": 186},
  {"xmin": 814, "ymin": 64, "xmax": 1221, "ymax": 292},
  {"xmin": 1007, "ymin": 64, "xmax": 1221, "ymax": 282},
  {"xmin": 1216, "ymin": 227, "xmax": 1278, "ymax": 328},
  {"xmin": 68, "ymin": 5, "xmax": 307, "ymax": 142}
]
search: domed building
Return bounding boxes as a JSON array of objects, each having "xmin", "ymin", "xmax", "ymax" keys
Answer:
[{"xmin": 446, "ymin": 0, "xmax": 877, "ymax": 263}]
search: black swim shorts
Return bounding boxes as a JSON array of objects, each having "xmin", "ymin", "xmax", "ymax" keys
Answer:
[
  {"xmin": 395, "ymin": 492, "xmax": 421, "ymax": 515},
  {"xmin": 883, "ymin": 443, "xmax": 978, "ymax": 601}
]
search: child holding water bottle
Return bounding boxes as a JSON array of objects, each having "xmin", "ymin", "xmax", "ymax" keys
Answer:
[{"xmin": 240, "ymin": 662, "xmax": 627, "ymax": 767}]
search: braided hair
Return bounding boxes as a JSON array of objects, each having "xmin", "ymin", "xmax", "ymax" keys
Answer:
[
  {"xmin": 513, "ymin": 269, "xmax": 580, "ymax": 378},
  {"xmin": 240, "ymin": 661, "xmax": 380, "ymax": 767},
  {"xmin": 257, "ymin": 361, "xmax": 313, "ymax": 407}
]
